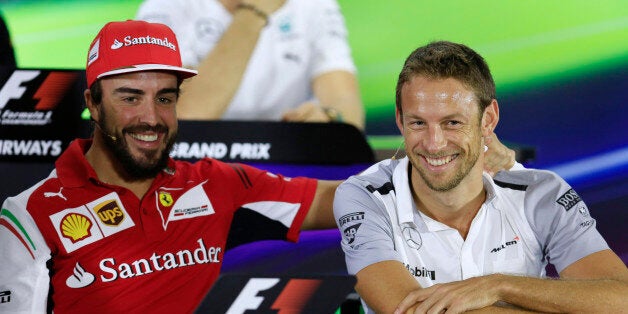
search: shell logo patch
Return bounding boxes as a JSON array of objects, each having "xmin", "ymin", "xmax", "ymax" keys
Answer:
[
  {"xmin": 60, "ymin": 213, "xmax": 93, "ymax": 243},
  {"xmin": 159, "ymin": 191, "xmax": 174, "ymax": 207},
  {"xmin": 50, "ymin": 192, "xmax": 135, "ymax": 253},
  {"xmin": 93, "ymin": 199, "xmax": 124, "ymax": 226}
]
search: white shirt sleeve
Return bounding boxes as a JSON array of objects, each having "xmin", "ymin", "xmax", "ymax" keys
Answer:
[
  {"xmin": 135, "ymin": 0, "xmax": 219, "ymax": 67},
  {"xmin": 333, "ymin": 179, "xmax": 401, "ymax": 275},
  {"xmin": 309, "ymin": 0, "xmax": 356, "ymax": 76},
  {"xmin": 0, "ymin": 196, "xmax": 51, "ymax": 313}
]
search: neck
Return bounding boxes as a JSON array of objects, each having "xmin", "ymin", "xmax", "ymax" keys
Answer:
[
  {"xmin": 409, "ymin": 164, "xmax": 487, "ymax": 239},
  {"xmin": 85, "ymin": 134, "xmax": 155, "ymax": 199}
]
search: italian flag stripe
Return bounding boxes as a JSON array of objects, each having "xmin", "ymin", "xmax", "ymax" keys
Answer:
[
  {"xmin": 0, "ymin": 218, "xmax": 35, "ymax": 259},
  {"xmin": 1, "ymin": 208, "xmax": 37, "ymax": 251}
]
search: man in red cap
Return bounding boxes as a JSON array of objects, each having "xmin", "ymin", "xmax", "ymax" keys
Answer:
[{"xmin": 0, "ymin": 20, "xmax": 340, "ymax": 313}]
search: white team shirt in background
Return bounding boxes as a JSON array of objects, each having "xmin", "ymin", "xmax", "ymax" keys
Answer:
[{"xmin": 136, "ymin": 0, "xmax": 356, "ymax": 120}]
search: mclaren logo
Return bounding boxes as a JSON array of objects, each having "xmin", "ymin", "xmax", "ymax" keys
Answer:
[
  {"xmin": 490, "ymin": 236, "xmax": 520, "ymax": 253},
  {"xmin": 94, "ymin": 200, "xmax": 124, "ymax": 226}
]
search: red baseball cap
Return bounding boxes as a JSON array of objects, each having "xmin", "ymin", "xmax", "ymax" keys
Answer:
[{"xmin": 85, "ymin": 20, "xmax": 197, "ymax": 87}]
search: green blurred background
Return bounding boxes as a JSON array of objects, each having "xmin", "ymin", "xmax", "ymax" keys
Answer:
[{"xmin": 2, "ymin": 0, "xmax": 627, "ymax": 136}]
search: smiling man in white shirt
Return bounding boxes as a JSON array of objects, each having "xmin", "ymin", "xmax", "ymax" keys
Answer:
[{"xmin": 333, "ymin": 41, "xmax": 628, "ymax": 314}]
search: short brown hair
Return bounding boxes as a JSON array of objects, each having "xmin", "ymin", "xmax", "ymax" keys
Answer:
[{"xmin": 395, "ymin": 41, "xmax": 496, "ymax": 115}]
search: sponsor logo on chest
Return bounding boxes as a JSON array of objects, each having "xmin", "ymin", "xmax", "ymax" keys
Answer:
[
  {"xmin": 404, "ymin": 263, "xmax": 436, "ymax": 280},
  {"xmin": 490, "ymin": 236, "xmax": 520, "ymax": 253},
  {"xmin": 64, "ymin": 238, "xmax": 222, "ymax": 289},
  {"xmin": 50, "ymin": 192, "xmax": 135, "ymax": 253}
]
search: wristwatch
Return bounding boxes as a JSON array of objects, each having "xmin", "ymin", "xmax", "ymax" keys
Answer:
[{"xmin": 322, "ymin": 107, "xmax": 343, "ymax": 122}]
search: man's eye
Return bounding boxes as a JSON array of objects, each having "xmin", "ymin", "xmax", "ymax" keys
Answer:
[
  {"xmin": 123, "ymin": 97, "xmax": 137, "ymax": 103},
  {"xmin": 447, "ymin": 120, "xmax": 462, "ymax": 126},
  {"xmin": 157, "ymin": 97, "xmax": 173, "ymax": 104}
]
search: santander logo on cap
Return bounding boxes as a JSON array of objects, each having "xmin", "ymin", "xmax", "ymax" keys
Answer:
[{"xmin": 110, "ymin": 35, "xmax": 177, "ymax": 51}]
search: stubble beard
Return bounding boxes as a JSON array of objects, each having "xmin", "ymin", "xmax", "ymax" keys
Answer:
[{"xmin": 407, "ymin": 142, "xmax": 481, "ymax": 192}]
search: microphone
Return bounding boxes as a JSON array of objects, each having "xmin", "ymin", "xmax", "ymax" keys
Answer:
[{"xmin": 93, "ymin": 119, "xmax": 117, "ymax": 142}]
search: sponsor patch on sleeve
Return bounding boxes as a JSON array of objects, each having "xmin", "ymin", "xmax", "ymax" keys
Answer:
[
  {"xmin": 556, "ymin": 188, "xmax": 582, "ymax": 211},
  {"xmin": 337, "ymin": 211, "xmax": 364, "ymax": 227},
  {"xmin": 343, "ymin": 223, "xmax": 361, "ymax": 245}
]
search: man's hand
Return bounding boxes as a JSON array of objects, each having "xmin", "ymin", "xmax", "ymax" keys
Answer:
[
  {"xmin": 395, "ymin": 275, "xmax": 505, "ymax": 314},
  {"xmin": 281, "ymin": 102, "xmax": 331, "ymax": 123},
  {"xmin": 484, "ymin": 133, "xmax": 516, "ymax": 177},
  {"xmin": 239, "ymin": 0, "xmax": 285, "ymax": 15}
]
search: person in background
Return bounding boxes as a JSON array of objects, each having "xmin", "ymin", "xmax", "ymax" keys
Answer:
[
  {"xmin": 136, "ymin": 0, "xmax": 365, "ymax": 130},
  {"xmin": 333, "ymin": 41, "xmax": 628, "ymax": 313}
]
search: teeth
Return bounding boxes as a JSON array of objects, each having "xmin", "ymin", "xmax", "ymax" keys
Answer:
[
  {"xmin": 425, "ymin": 155, "xmax": 455, "ymax": 166},
  {"xmin": 130, "ymin": 133, "xmax": 158, "ymax": 142}
]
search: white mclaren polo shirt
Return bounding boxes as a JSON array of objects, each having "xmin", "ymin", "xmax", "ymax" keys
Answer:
[{"xmin": 334, "ymin": 158, "xmax": 608, "ymax": 313}]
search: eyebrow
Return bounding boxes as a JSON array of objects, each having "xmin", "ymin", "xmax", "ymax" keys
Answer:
[
  {"xmin": 113, "ymin": 87, "xmax": 180, "ymax": 96},
  {"xmin": 402, "ymin": 113, "xmax": 467, "ymax": 121}
]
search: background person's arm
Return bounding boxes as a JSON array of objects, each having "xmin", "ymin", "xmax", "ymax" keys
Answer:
[
  {"xmin": 281, "ymin": 0, "xmax": 364, "ymax": 130},
  {"xmin": 282, "ymin": 70, "xmax": 365, "ymax": 130}
]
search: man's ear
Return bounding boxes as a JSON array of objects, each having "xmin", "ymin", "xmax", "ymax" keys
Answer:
[
  {"xmin": 395, "ymin": 107, "xmax": 404, "ymax": 135},
  {"xmin": 481, "ymin": 99, "xmax": 499, "ymax": 137},
  {"xmin": 84, "ymin": 89, "xmax": 99, "ymax": 123}
]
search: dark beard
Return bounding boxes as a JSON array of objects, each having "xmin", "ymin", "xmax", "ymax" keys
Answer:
[{"xmin": 99, "ymin": 112, "xmax": 176, "ymax": 180}]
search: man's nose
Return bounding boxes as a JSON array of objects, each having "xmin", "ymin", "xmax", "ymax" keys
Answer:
[
  {"xmin": 137, "ymin": 101, "xmax": 159, "ymax": 126},
  {"xmin": 424, "ymin": 125, "xmax": 447, "ymax": 152}
]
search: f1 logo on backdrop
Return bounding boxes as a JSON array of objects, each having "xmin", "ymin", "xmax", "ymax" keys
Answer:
[
  {"xmin": 0, "ymin": 70, "xmax": 79, "ymax": 125},
  {"xmin": 226, "ymin": 278, "xmax": 320, "ymax": 314},
  {"xmin": 195, "ymin": 275, "xmax": 356, "ymax": 314}
]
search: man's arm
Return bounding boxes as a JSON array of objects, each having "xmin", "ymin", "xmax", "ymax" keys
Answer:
[
  {"xmin": 395, "ymin": 250, "xmax": 628, "ymax": 314},
  {"xmin": 301, "ymin": 179, "xmax": 341, "ymax": 230},
  {"xmin": 176, "ymin": 0, "xmax": 285, "ymax": 120},
  {"xmin": 281, "ymin": 70, "xmax": 365, "ymax": 130},
  {"xmin": 357, "ymin": 261, "xmax": 538, "ymax": 314},
  {"xmin": 501, "ymin": 249, "xmax": 628, "ymax": 313},
  {"xmin": 356, "ymin": 260, "xmax": 423, "ymax": 314}
]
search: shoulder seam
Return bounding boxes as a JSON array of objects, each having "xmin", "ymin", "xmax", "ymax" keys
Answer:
[{"xmin": 494, "ymin": 180, "xmax": 528, "ymax": 191}]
